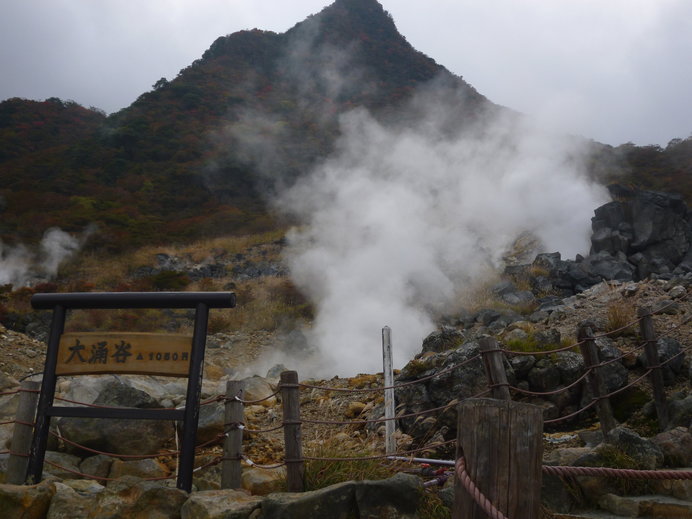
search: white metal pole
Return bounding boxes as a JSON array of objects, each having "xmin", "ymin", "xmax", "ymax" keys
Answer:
[{"xmin": 382, "ymin": 326, "xmax": 396, "ymax": 455}]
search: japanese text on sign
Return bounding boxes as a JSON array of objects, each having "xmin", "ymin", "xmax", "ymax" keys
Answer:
[{"xmin": 56, "ymin": 332, "xmax": 193, "ymax": 377}]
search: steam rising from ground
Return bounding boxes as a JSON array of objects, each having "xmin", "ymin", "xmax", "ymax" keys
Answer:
[
  {"xmin": 276, "ymin": 82, "xmax": 608, "ymax": 376},
  {"xmin": 225, "ymin": 19, "xmax": 608, "ymax": 377},
  {"xmin": 0, "ymin": 228, "xmax": 81, "ymax": 287}
]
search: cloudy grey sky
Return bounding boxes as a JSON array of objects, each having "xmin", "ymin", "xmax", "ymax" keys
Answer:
[{"xmin": 0, "ymin": 0, "xmax": 690, "ymax": 146}]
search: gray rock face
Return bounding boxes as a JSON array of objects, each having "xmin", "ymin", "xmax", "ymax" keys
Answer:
[
  {"xmin": 0, "ymin": 480, "xmax": 55, "ymax": 516},
  {"xmin": 667, "ymin": 393, "xmax": 692, "ymax": 428},
  {"xmin": 260, "ymin": 473, "xmax": 421, "ymax": 519},
  {"xmin": 506, "ymin": 189, "xmax": 692, "ymax": 295},
  {"xmin": 606, "ymin": 426, "xmax": 665, "ymax": 469},
  {"xmin": 593, "ymin": 189, "xmax": 691, "ymax": 280},
  {"xmin": 57, "ymin": 379, "xmax": 173, "ymax": 456},
  {"xmin": 651, "ymin": 427, "xmax": 692, "ymax": 466},
  {"xmin": 637, "ymin": 336, "xmax": 685, "ymax": 384},
  {"xmin": 528, "ymin": 358, "xmax": 561, "ymax": 393},
  {"xmin": 421, "ymin": 328, "xmax": 464, "ymax": 354},
  {"xmin": 180, "ymin": 489, "xmax": 261, "ymax": 519}
]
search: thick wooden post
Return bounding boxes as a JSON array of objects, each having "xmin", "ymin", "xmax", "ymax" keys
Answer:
[
  {"xmin": 382, "ymin": 326, "xmax": 396, "ymax": 455},
  {"xmin": 222, "ymin": 380, "xmax": 245, "ymax": 489},
  {"xmin": 637, "ymin": 306, "xmax": 668, "ymax": 430},
  {"xmin": 6, "ymin": 380, "xmax": 40, "ymax": 484},
  {"xmin": 578, "ymin": 324, "xmax": 616, "ymax": 438},
  {"xmin": 454, "ymin": 398, "xmax": 543, "ymax": 519},
  {"xmin": 280, "ymin": 371, "xmax": 304, "ymax": 492},
  {"xmin": 479, "ymin": 336, "xmax": 511, "ymax": 400}
]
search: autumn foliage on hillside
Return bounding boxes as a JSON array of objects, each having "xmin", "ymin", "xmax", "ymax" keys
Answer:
[{"xmin": 0, "ymin": 0, "xmax": 689, "ymax": 253}]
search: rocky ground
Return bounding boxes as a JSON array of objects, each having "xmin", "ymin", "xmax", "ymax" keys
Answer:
[
  {"xmin": 0, "ymin": 184, "xmax": 690, "ymax": 516},
  {"xmin": 0, "ymin": 276, "xmax": 689, "ymax": 518}
]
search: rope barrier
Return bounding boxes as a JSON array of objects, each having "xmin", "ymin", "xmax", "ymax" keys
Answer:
[
  {"xmin": 238, "ymin": 454, "xmax": 286, "ymax": 470},
  {"xmin": 455, "ymin": 457, "xmax": 510, "ymax": 519},
  {"xmin": 13, "ymin": 419, "xmax": 36, "ymax": 428},
  {"xmin": 47, "ymin": 431, "xmax": 225, "ymax": 460},
  {"xmin": 543, "ymin": 465, "xmax": 692, "ymax": 480},
  {"xmin": 592, "ymin": 314, "xmax": 643, "ymax": 338},
  {"xmin": 18, "ymin": 387, "xmax": 41, "ymax": 394},
  {"xmin": 299, "ymin": 389, "xmax": 490, "ymax": 428},
  {"xmin": 49, "ymin": 431, "xmax": 180, "ymax": 459},
  {"xmin": 502, "ymin": 339, "xmax": 584, "ymax": 357},
  {"xmin": 298, "ymin": 353, "xmax": 483, "ymax": 394},
  {"xmin": 231, "ymin": 388, "xmax": 281, "ymax": 405},
  {"xmin": 43, "ymin": 459, "xmax": 175, "ymax": 482},
  {"xmin": 7, "ymin": 450, "xmax": 29, "ymax": 458},
  {"xmin": 200, "ymin": 394, "xmax": 226, "ymax": 406},
  {"xmin": 53, "ymin": 395, "xmax": 181, "ymax": 411},
  {"xmin": 387, "ymin": 456, "xmax": 456, "ymax": 466},
  {"xmin": 224, "ymin": 421, "xmax": 285, "ymax": 434},
  {"xmin": 509, "ymin": 369, "xmax": 591, "ymax": 397},
  {"xmin": 303, "ymin": 439, "xmax": 458, "ymax": 463},
  {"xmin": 544, "ymin": 398, "xmax": 599, "ymax": 425}
]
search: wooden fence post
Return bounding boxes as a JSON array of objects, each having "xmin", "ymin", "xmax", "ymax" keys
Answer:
[
  {"xmin": 454, "ymin": 398, "xmax": 543, "ymax": 519},
  {"xmin": 6, "ymin": 380, "xmax": 41, "ymax": 484},
  {"xmin": 280, "ymin": 370, "xmax": 304, "ymax": 492},
  {"xmin": 479, "ymin": 336, "xmax": 511, "ymax": 401},
  {"xmin": 637, "ymin": 306, "xmax": 669, "ymax": 430},
  {"xmin": 221, "ymin": 380, "xmax": 245, "ymax": 489},
  {"xmin": 382, "ymin": 326, "xmax": 396, "ymax": 455},
  {"xmin": 577, "ymin": 324, "xmax": 616, "ymax": 438}
]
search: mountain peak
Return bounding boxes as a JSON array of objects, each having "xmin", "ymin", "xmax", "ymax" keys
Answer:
[{"xmin": 289, "ymin": 0, "xmax": 400, "ymax": 46}]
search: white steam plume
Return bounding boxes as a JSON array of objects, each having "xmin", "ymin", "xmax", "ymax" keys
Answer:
[
  {"xmin": 276, "ymin": 81, "xmax": 608, "ymax": 377},
  {"xmin": 0, "ymin": 227, "xmax": 82, "ymax": 287}
]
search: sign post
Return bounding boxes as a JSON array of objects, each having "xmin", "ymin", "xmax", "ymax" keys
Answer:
[{"xmin": 27, "ymin": 291, "xmax": 235, "ymax": 492}]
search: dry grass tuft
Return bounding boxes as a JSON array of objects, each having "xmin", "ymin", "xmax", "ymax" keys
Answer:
[{"xmin": 605, "ymin": 299, "xmax": 638, "ymax": 337}]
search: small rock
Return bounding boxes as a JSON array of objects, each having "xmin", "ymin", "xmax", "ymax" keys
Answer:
[
  {"xmin": 0, "ymin": 479, "xmax": 55, "ymax": 518},
  {"xmin": 599, "ymin": 493, "xmax": 640, "ymax": 517},
  {"xmin": 667, "ymin": 285, "xmax": 687, "ymax": 299},
  {"xmin": 180, "ymin": 489, "xmax": 261, "ymax": 519},
  {"xmin": 108, "ymin": 458, "xmax": 170, "ymax": 483},
  {"xmin": 621, "ymin": 282, "xmax": 639, "ymax": 297},
  {"xmin": 79, "ymin": 454, "xmax": 113, "ymax": 480},
  {"xmin": 242, "ymin": 466, "xmax": 286, "ymax": 495},
  {"xmin": 651, "ymin": 427, "xmax": 692, "ymax": 466},
  {"xmin": 241, "ymin": 376, "xmax": 277, "ymax": 408}
]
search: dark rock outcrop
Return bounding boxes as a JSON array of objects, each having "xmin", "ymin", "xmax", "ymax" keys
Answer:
[{"xmin": 506, "ymin": 188, "xmax": 692, "ymax": 296}]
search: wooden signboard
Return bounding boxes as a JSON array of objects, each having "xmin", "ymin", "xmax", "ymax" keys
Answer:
[
  {"xmin": 56, "ymin": 332, "xmax": 193, "ymax": 377},
  {"xmin": 27, "ymin": 291, "xmax": 236, "ymax": 493}
]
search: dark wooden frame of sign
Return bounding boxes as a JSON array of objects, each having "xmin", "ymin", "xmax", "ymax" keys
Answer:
[{"xmin": 26, "ymin": 292, "xmax": 236, "ymax": 492}]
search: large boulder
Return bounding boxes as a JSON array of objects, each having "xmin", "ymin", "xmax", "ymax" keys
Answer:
[
  {"xmin": 180, "ymin": 489, "xmax": 261, "ymax": 519},
  {"xmin": 394, "ymin": 341, "xmax": 485, "ymax": 441},
  {"xmin": 57, "ymin": 379, "xmax": 173, "ymax": 456},
  {"xmin": 420, "ymin": 328, "xmax": 464, "ymax": 354},
  {"xmin": 591, "ymin": 188, "xmax": 691, "ymax": 280},
  {"xmin": 0, "ymin": 479, "xmax": 55, "ymax": 518},
  {"xmin": 260, "ymin": 473, "xmax": 421, "ymax": 519},
  {"xmin": 637, "ymin": 336, "xmax": 685, "ymax": 385}
]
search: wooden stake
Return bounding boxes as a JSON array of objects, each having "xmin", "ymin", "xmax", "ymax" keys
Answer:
[
  {"xmin": 6, "ymin": 380, "xmax": 40, "ymax": 484},
  {"xmin": 280, "ymin": 371, "xmax": 304, "ymax": 492},
  {"xmin": 382, "ymin": 326, "xmax": 396, "ymax": 455},
  {"xmin": 454, "ymin": 398, "xmax": 543, "ymax": 519},
  {"xmin": 221, "ymin": 380, "xmax": 245, "ymax": 489},
  {"xmin": 479, "ymin": 336, "xmax": 511, "ymax": 400},
  {"xmin": 638, "ymin": 306, "xmax": 669, "ymax": 430},
  {"xmin": 578, "ymin": 324, "xmax": 616, "ymax": 438}
]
